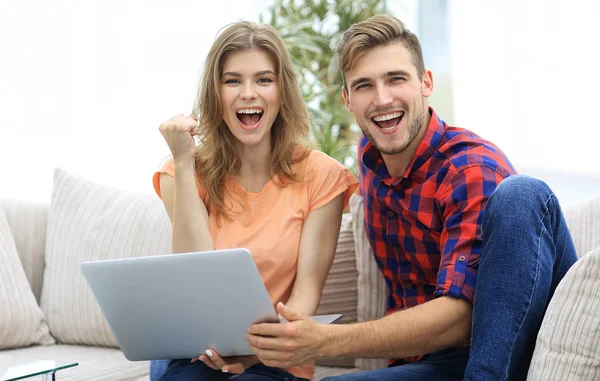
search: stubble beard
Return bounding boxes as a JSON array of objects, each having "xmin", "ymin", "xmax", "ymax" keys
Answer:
[{"xmin": 360, "ymin": 107, "xmax": 424, "ymax": 155}]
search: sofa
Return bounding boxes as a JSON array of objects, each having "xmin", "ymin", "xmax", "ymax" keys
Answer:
[{"xmin": 0, "ymin": 168, "xmax": 598, "ymax": 380}]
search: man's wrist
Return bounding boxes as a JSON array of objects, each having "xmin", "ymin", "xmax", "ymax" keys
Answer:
[{"xmin": 316, "ymin": 324, "xmax": 344, "ymax": 359}]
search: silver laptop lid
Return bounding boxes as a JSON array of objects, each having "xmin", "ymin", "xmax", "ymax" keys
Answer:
[{"xmin": 81, "ymin": 248, "xmax": 278, "ymax": 361}]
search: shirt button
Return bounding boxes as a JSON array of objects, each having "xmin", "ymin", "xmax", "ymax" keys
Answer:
[
  {"xmin": 388, "ymin": 210, "xmax": 395, "ymax": 217},
  {"xmin": 405, "ymin": 284, "xmax": 413, "ymax": 290},
  {"xmin": 459, "ymin": 255, "xmax": 466, "ymax": 262}
]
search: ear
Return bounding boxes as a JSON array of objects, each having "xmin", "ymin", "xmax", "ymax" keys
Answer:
[
  {"xmin": 342, "ymin": 86, "xmax": 353, "ymax": 114},
  {"xmin": 421, "ymin": 69, "xmax": 434, "ymax": 98}
]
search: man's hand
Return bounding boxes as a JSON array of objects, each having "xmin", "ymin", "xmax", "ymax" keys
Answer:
[
  {"xmin": 246, "ymin": 302, "xmax": 324, "ymax": 368},
  {"xmin": 193, "ymin": 348, "xmax": 259, "ymax": 374}
]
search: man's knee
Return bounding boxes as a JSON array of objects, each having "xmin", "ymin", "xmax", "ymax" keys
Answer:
[{"xmin": 487, "ymin": 175, "xmax": 553, "ymax": 214}]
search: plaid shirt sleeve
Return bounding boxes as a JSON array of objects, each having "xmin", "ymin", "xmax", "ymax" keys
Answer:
[{"xmin": 434, "ymin": 165, "xmax": 508, "ymax": 304}]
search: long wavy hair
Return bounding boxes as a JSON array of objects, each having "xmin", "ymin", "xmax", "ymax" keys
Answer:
[{"xmin": 192, "ymin": 21, "xmax": 311, "ymax": 221}]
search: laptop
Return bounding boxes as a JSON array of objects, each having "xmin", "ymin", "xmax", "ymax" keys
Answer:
[{"xmin": 80, "ymin": 248, "xmax": 342, "ymax": 361}]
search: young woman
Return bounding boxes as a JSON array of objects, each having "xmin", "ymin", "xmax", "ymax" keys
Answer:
[{"xmin": 151, "ymin": 21, "xmax": 357, "ymax": 381}]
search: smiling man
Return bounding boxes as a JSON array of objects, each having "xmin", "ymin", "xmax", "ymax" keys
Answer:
[{"xmin": 247, "ymin": 15, "xmax": 578, "ymax": 381}]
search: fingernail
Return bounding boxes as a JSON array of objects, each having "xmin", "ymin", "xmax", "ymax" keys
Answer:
[
  {"xmin": 205, "ymin": 349, "xmax": 213, "ymax": 357},
  {"xmin": 222, "ymin": 369, "xmax": 229, "ymax": 373},
  {"xmin": 191, "ymin": 358, "xmax": 198, "ymax": 363}
]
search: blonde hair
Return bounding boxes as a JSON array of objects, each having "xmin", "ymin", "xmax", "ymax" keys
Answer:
[
  {"xmin": 192, "ymin": 21, "xmax": 310, "ymax": 220},
  {"xmin": 336, "ymin": 14, "xmax": 425, "ymax": 90}
]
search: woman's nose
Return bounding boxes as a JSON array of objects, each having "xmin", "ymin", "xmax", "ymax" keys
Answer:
[{"xmin": 240, "ymin": 83, "xmax": 257, "ymax": 100}]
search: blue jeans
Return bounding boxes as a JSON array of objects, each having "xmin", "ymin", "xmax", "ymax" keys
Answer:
[
  {"xmin": 323, "ymin": 175, "xmax": 578, "ymax": 381},
  {"xmin": 152, "ymin": 359, "xmax": 309, "ymax": 381},
  {"xmin": 321, "ymin": 347, "xmax": 470, "ymax": 381}
]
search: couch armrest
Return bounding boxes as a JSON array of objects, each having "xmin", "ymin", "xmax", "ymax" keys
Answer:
[{"xmin": 0, "ymin": 199, "xmax": 49, "ymax": 302}]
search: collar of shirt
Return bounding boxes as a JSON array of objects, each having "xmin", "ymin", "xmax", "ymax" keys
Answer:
[{"xmin": 360, "ymin": 106, "xmax": 446, "ymax": 186}]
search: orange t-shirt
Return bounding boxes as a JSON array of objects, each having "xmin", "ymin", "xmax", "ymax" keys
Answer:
[{"xmin": 152, "ymin": 149, "xmax": 358, "ymax": 379}]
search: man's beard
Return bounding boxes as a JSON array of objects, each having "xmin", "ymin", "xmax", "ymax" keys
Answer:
[{"xmin": 360, "ymin": 108, "xmax": 424, "ymax": 155}]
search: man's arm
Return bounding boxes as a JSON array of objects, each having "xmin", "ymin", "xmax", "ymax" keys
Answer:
[
  {"xmin": 247, "ymin": 295, "xmax": 471, "ymax": 368},
  {"xmin": 321, "ymin": 295, "xmax": 471, "ymax": 359}
]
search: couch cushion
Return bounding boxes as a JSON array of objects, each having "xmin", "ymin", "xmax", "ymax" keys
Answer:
[
  {"xmin": 2, "ymin": 344, "xmax": 150, "ymax": 381},
  {"xmin": 526, "ymin": 246, "xmax": 600, "ymax": 381},
  {"xmin": 1, "ymin": 199, "xmax": 49, "ymax": 302},
  {"xmin": 40, "ymin": 168, "xmax": 172, "ymax": 347},
  {"xmin": 563, "ymin": 194, "xmax": 600, "ymax": 258},
  {"xmin": 349, "ymin": 193, "xmax": 387, "ymax": 370},
  {"xmin": 0, "ymin": 206, "xmax": 54, "ymax": 349}
]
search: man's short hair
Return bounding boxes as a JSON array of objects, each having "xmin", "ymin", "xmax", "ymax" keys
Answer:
[{"xmin": 336, "ymin": 14, "xmax": 425, "ymax": 90}]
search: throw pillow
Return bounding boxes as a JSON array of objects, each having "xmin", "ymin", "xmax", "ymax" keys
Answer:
[
  {"xmin": 526, "ymin": 246, "xmax": 600, "ymax": 381},
  {"xmin": 0, "ymin": 205, "xmax": 54, "ymax": 349},
  {"xmin": 40, "ymin": 168, "xmax": 172, "ymax": 347},
  {"xmin": 563, "ymin": 194, "xmax": 600, "ymax": 258}
]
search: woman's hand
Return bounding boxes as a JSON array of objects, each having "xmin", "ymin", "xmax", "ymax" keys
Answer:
[
  {"xmin": 158, "ymin": 113, "xmax": 198, "ymax": 164},
  {"xmin": 192, "ymin": 348, "xmax": 260, "ymax": 374}
]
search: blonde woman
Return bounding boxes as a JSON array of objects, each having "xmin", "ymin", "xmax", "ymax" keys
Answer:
[{"xmin": 150, "ymin": 21, "xmax": 357, "ymax": 381}]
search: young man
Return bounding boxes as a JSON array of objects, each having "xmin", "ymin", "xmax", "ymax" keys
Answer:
[{"xmin": 242, "ymin": 15, "xmax": 578, "ymax": 380}]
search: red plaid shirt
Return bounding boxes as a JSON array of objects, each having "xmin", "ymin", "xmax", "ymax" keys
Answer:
[{"xmin": 358, "ymin": 107, "xmax": 516, "ymax": 363}]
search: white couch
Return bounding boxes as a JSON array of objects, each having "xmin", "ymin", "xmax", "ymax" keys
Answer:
[{"xmin": 0, "ymin": 168, "xmax": 598, "ymax": 380}]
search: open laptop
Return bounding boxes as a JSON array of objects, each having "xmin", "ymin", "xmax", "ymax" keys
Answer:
[{"xmin": 80, "ymin": 248, "xmax": 342, "ymax": 361}]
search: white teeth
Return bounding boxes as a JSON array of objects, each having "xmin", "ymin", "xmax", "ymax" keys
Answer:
[
  {"xmin": 372, "ymin": 111, "xmax": 403, "ymax": 122},
  {"xmin": 237, "ymin": 109, "xmax": 262, "ymax": 114}
]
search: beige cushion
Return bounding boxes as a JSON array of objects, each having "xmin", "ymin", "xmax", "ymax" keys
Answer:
[
  {"xmin": 3, "ymin": 344, "xmax": 150, "ymax": 381},
  {"xmin": 349, "ymin": 193, "xmax": 388, "ymax": 370},
  {"xmin": 0, "ymin": 205, "xmax": 54, "ymax": 349},
  {"xmin": 563, "ymin": 195, "xmax": 600, "ymax": 258},
  {"xmin": 527, "ymin": 246, "xmax": 600, "ymax": 380},
  {"xmin": 40, "ymin": 168, "xmax": 172, "ymax": 347},
  {"xmin": 1, "ymin": 199, "xmax": 49, "ymax": 302}
]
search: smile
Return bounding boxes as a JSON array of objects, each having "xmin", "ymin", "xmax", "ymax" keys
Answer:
[
  {"xmin": 371, "ymin": 111, "xmax": 404, "ymax": 131},
  {"xmin": 236, "ymin": 108, "xmax": 264, "ymax": 128}
]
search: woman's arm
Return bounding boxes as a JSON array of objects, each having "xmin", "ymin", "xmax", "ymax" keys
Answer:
[
  {"xmin": 159, "ymin": 169, "xmax": 213, "ymax": 253},
  {"xmin": 285, "ymin": 193, "xmax": 345, "ymax": 316},
  {"xmin": 158, "ymin": 114, "xmax": 213, "ymax": 254}
]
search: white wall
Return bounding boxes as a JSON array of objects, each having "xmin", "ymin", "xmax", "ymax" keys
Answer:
[
  {"xmin": 2, "ymin": 0, "xmax": 598, "ymax": 207},
  {"xmin": 448, "ymin": 0, "xmax": 600, "ymax": 205},
  {"xmin": 0, "ymin": 0, "xmax": 269, "ymax": 202},
  {"xmin": 449, "ymin": 1, "xmax": 600, "ymax": 174}
]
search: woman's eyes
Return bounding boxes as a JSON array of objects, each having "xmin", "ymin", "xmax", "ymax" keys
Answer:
[{"xmin": 223, "ymin": 78, "xmax": 273, "ymax": 84}]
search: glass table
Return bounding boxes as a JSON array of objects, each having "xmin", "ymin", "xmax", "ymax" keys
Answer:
[{"xmin": 0, "ymin": 355, "xmax": 78, "ymax": 381}]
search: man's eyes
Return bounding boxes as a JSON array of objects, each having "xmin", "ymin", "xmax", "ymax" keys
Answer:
[{"xmin": 355, "ymin": 77, "xmax": 404, "ymax": 90}]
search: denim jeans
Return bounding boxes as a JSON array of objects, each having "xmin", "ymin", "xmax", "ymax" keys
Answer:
[
  {"xmin": 152, "ymin": 359, "xmax": 309, "ymax": 381},
  {"xmin": 322, "ymin": 175, "xmax": 578, "ymax": 381},
  {"xmin": 320, "ymin": 347, "xmax": 470, "ymax": 381}
]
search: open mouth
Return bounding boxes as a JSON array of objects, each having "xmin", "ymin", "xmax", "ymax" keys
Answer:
[
  {"xmin": 236, "ymin": 108, "xmax": 263, "ymax": 126},
  {"xmin": 371, "ymin": 111, "xmax": 404, "ymax": 130}
]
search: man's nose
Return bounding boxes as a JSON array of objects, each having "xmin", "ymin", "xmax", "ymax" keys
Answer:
[{"xmin": 373, "ymin": 85, "xmax": 393, "ymax": 107}]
